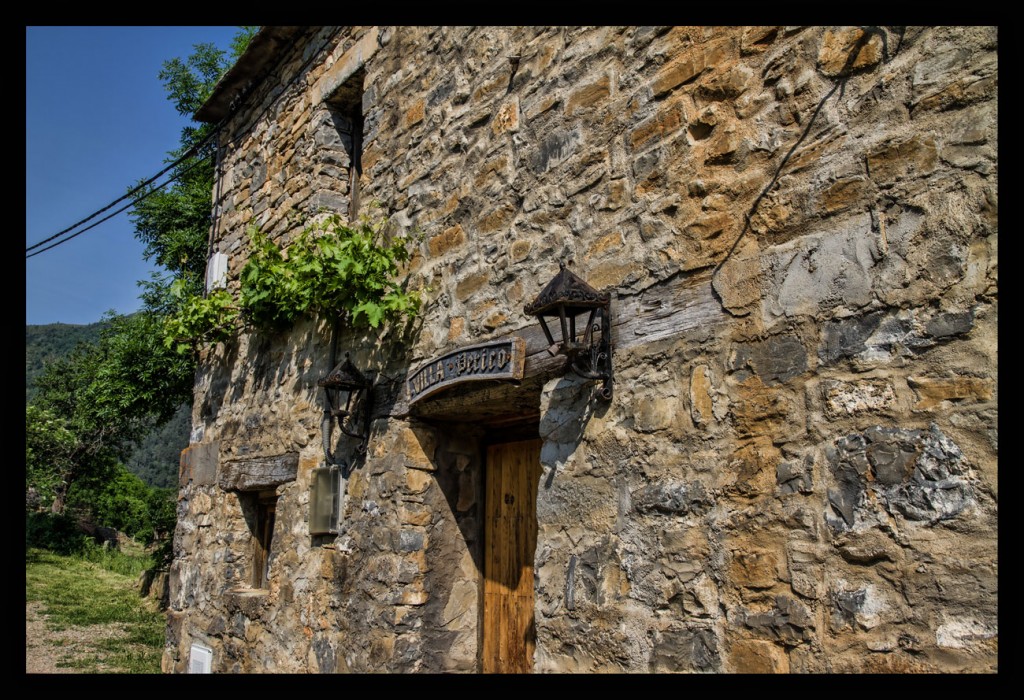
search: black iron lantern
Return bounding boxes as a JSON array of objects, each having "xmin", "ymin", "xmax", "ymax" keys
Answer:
[
  {"xmin": 318, "ymin": 352, "xmax": 373, "ymax": 453},
  {"xmin": 524, "ymin": 261, "xmax": 613, "ymax": 400}
]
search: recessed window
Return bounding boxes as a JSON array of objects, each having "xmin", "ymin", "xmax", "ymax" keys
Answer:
[
  {"xmin": 251, "ymin": 491, "xmax": 277, "ymax": 589},
  {"xmin": 324, "ymin": 68, "xmax": 365, "ymax": 223}
]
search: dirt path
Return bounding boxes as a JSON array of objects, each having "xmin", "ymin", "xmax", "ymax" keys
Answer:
[{"xmin": 25, "ymin": 601, "xmax": 125, "ymax": 674}]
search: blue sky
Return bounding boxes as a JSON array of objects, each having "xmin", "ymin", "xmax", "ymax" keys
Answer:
[{"xmin": 26, "ymin": 26, "xmax": 244, "ymax": 326}]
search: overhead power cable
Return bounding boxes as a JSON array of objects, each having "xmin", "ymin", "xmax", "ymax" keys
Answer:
[
  {"xmin": 26, "ymin": 154, "xmax": 213, "ymax": 260},
  {"xmin": 27, "ymin": 26, "xmax": 338, "ymax": 260},
  {"xmin": 26, "ymin": 125, "xmax": 221, "ymax": 257}
]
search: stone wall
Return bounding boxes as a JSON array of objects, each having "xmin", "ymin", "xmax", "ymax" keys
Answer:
[{"xmin": 165, "ymin": 26, "xmax": 997, "ymax": 673}]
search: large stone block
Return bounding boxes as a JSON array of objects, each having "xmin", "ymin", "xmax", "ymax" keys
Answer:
[
  {"xmin": 822, "ymin": 378, "xmax": 899, "ymax": 419},
  {"xmin": 730, "ymin": 548, "xmax": 779, "ymax": 590},
  {"xmin": 181, "ymin": 441, "xmax": 220, "ymax": 486},
  {"xmin": 491, "ymin": 97, "xmax": 519, "ymax": 135},
  {"xmin": 729, "ymin": 334, "xmax": 808, "ymax": 385},
  {"xmin": 821, "ymin": 176, "xmax": 871, "ymax": 215},
  {"xmin": 403, "ymin": 98, "xmax": 425, "ymax": 129},
  {"xmin": 786, "ymin": 538, "xmax": 822, "ymax": 599},
  {"xmin": 530, "ymin": 128, "xmax": 581, "ymax": 174},
  {"xmin": 712, "ymin": 236, "xmax": 761, "ymax": 315},
  {"xmin": 866, "ymin": 136, "xmax": 939, "ymax": 186},
  {"xmin": 689, "ymin": 364, "xmax": 716, "ymax": 427},
  {"xmin": 727, "ymin": 438, "xmax": 781, "ymax": 498},
  {"xmin": 632, "ymin": 481, "xmax": 711, "ymax": 516},
  {"xmin": 628, "ymin": 100, "xmax": 685, "ymax": 152},
  {"xmin": 817, "ymin": 27, "xmax": 883, "ymax": 77},
  {"xmin": 908, "ymin": 376, "xmax": 993, "ymax": 411},
  {"xmin": 218, "ymin": 452, "xmax": 298, "ymax": 492},
  {"xmin": 566, "ymin": 75, "xmax": 611, "ymax": 115},
  {"xmin": 818, "ymin": 310, "xmax": 886, "ymax": 366},
  {"xmin": 825, "ymin": 424, "xmax": 973, "ymax": 532},
  {"xmin": 742, "ymin": 596, "xmax": 814, "ymax": 644},
  {"xmin": 763, "ymin": 215, "xmax": 878, "ymax": 323},
  {"xmin": 729, "ymin": 639, "xmax": 789, "ymax": 673},
  {"xmin": 476, "ymin": 203, "xmax": 517, "ymax": 235},
  {"xmin": 650, "ymin": 624, "xmax": 721, "ymax": 673},
  {"xmin": 454, "ymin": 270, "xmax": 490, "ymax": 301},
  {"xmin": 427, "ymin": 224, "xmax": 467, "ymax": 258},
  {"xmin": 729, "ymin": 378, "xmax": 803, "ymax": 442},
  {"xmin": 652, "ymin": 52, "xmax": 705, "ymax": 97}
]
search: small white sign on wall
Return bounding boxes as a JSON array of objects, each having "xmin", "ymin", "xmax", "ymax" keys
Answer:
[
  {"xmin": 189, "ymin": 643, "xmax": 213, "ymax": 673},
  {"xmin": 206, "ymin": 251, "xmax": 228, "ymax": 292}
]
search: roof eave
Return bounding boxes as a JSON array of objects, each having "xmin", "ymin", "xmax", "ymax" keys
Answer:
[{"xmin": 194, "ymin": 26, "xmax": 307, "ymax": 124}]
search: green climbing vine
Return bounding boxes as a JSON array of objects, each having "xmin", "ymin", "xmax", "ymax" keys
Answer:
[{"xmin": 164, "ymin": 211, "xmax": 421, "ymax": 354}]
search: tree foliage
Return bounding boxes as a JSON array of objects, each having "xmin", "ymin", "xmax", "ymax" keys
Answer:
[
  {"xmin": 26, "ymin": 27, "xmax": 257, "ymax": 529},
  {"xmin": 28, "ymin": 311, "xmax": 190, "ymax": 513},
  {"xmin": 131, "ymin": 26, "xmax": 258, "ymax": 321},
  {"xmin": 125, "ymin": 403, "xmax": 191, "ymax": 489},
  {"xmin": 25, "ymin": 404, "xmax": 77, "ymax": 510},
  {"xmin": 69, "ymin": 464, "xmax": 176, "ymax": 544}
]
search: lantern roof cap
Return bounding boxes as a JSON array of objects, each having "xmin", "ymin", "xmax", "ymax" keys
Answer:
[
  {"xmin": 524, "ymin": 262, "xmax": 609, "ymax": 316},
  {"xmin": 318, "ymin": 353, "xmax": 368, "ymax": 390}
]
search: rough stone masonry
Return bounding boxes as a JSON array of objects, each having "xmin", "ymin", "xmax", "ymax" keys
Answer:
[{"xmin": 165, "ymin": 26, "xmax": 997, "ymax": 673}]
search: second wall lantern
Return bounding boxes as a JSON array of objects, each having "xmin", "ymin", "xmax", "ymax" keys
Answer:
[
  {"xmin": 524, "ymin": 262, "xmax": 613, "ymax": 400},
  {"xmin": 318, "ymin": 352, "xmax": 373, "ymax": 453}
]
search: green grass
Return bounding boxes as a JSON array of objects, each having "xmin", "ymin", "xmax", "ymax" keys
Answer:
[{"xmin": 26, "ymin": 547, "xmax": 167, "ymax": 673}]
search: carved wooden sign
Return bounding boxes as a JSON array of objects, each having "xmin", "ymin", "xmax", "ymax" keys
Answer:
[{"xmin": 407, "ymin": 337, "xmax": 526, "ymax": 406}]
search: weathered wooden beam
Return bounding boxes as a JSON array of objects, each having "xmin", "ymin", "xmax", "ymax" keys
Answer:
[
  {"xmin": 219, "ymin": 453, "xmax": 300, "ymax": 492},
  {"xmin": 611, "ymin": 268, "xmax": 725, "ymax": 350}
]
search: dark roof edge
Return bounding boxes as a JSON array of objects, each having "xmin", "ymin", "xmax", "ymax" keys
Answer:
[{"xmin": 195, "ymin": 26, "xmax": 308, "ymax": 124}]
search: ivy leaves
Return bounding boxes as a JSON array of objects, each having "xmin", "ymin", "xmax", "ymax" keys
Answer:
[
  {"xmin": 164, "ymin": 213, "xmax": 421, "ymax": 353},
  {"xmin": 164, "ymin": 282, "xmax": 239, "ymax": 352}
]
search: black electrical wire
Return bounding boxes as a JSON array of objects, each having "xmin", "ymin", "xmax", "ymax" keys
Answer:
[
  {"xmin": 26, "ymin": 128, "xmax": 221, "ymax": 255},
  {"xmin": 27, "ymin": 26, "xmax": 345, "ymax": 260},
  {"xmin": 26, "ymin": 153, "xmax": 213, "ymax": 259}
]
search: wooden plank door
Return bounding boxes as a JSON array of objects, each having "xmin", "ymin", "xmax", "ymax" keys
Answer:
[{"xmin": 483, "ymin": 438, "xmax": 542, "ymax": 674}]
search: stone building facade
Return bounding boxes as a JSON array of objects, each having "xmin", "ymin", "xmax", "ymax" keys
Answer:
[{"xmin": 164, "ymin": 26, "xmax": 998, "ymax": 673}]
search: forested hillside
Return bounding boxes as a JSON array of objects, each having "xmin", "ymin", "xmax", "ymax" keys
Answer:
[
  {"xmin": 26, "ymin": 322, "xmax": 106, "ymax": 401},
  {"xmin": 126, "ymin": 404, "xmax": 189, "ymax": 489},
  {"xmin": 26, "ymin": 322, "xmax": 186, "ymax": 489}
]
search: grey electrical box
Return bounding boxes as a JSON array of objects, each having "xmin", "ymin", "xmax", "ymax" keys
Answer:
[{"xmin": 309, "ymin": 464, "xmax": 341, "ymax": 535}]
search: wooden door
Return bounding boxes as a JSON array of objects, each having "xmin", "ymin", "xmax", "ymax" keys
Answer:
[{"xmin": 483, "ymin": 438, "xmax": 542, "ymax": 673}]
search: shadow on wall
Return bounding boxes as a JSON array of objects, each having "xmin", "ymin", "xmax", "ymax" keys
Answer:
[{"xmin": 539, "ymin": 372, "xmax": 607, "ymax": 489}]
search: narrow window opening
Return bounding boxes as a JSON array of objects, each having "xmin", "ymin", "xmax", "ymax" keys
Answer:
[
  {"xmin": 325, "ymin": 68, "xmax": 366, "ymax": 223},
  {"xmin": 251, "ymin": 491, "xmax": 277, "ymax": 589},
  {"xmin": 348, "ymin": 103, "xmax": 363, "ymax": 222}
]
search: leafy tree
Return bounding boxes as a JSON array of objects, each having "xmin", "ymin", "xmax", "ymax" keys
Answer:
[
  {"xmin": 25, "ymin": 321, "xmax": 106, "ymax": 401},
  {"xmin": 125, "ymin": 403, "xmax": 191, "ymax": 489},
  {"xmin": 29, "ymin": 312, "xmax": 185, "ymax": 513},
  {"xmin": 69, "ymin": 464, "xmax": 173, "ymax": 544},
  {"xmin": 31, "ymin": 339, "xmax": 132, "ymax": 514},
  {"xmin": 26, "ymin": 27, "xmax": 258, "ymax": 518},
  {"xmin": 132, "ymin": 26, "xmax": 258, "ymax": 326},
  {"xmin": 25, "ymin": 404, "xmax": 77, "ymax": 510}
]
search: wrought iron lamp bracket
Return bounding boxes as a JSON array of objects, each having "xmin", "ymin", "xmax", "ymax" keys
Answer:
[{"xmin": 318, "ymin": 353, "xmax": 374, "ymax": 455}]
